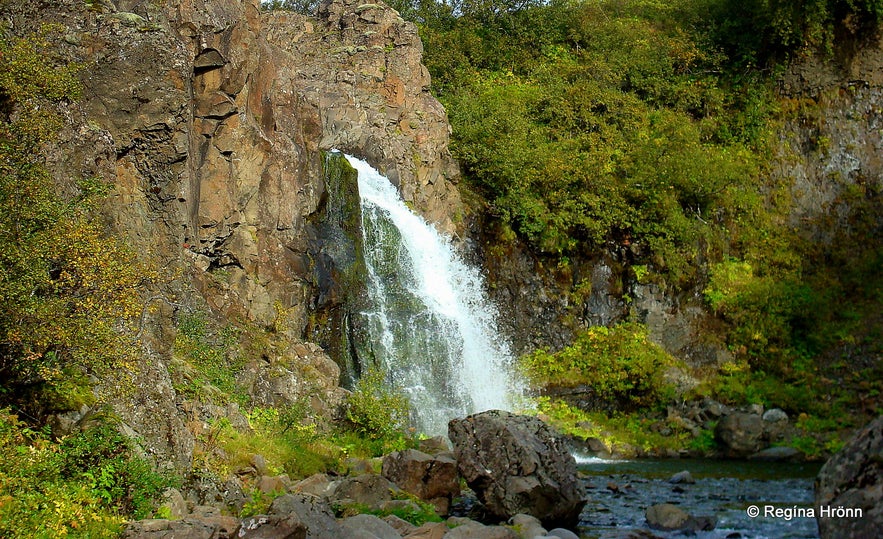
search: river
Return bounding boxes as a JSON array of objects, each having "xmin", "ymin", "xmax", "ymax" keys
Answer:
[{"xmin": 577, "ymin": 458, "xmax": 822, "ymax": 538}]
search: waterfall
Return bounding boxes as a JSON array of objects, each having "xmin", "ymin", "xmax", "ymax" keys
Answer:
[{"xmin": 345, "ymin": 154, "xmax": 523, "ymax": 436}]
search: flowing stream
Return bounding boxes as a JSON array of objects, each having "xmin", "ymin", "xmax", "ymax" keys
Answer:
[{"xmin": 345, "ymin": 154, "xmax": 523, "ymax": 436}]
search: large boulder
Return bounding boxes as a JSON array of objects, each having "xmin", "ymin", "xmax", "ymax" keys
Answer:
[
  {"xmin": 815, "ymin": 415, "xmax": 883, "ymax": 539},
  {"xmin": 382, "ymin": 448, "xmax": 460, "ymax": 515},
  {"xmin": 268, "ymin": 494, "xmax": 343, "ymax": 539},
  {"xmin": 715, "ymin": 412, "xmax": 765, "ymax": 456},
  {"xmin": 448, "ymin": 410, "xmax": 586, "ymax": 526}
]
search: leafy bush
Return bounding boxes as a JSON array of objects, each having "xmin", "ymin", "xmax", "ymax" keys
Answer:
[
  {"xmin": 345, "ymin": 367, "xmax": 411, "ymax": 443},
  {"xmin": 0, "ymin": 409, "xmax": 172, "ymax": 538},
  {"xmin": 521, "ymin": 322, "xmax": 678, "ymax": 410}
]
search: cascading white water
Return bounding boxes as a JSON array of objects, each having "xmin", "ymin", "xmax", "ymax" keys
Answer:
[{"xmin": 346, "ymin": 154, "xmax": 523, "ymax": 436}]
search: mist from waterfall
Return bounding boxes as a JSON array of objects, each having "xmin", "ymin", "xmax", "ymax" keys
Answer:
[{"xmin": 346, "ymin": 154, "xmax": 523, "ymax": 436}]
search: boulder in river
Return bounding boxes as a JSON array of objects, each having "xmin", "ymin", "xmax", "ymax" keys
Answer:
[{"xmin": 448, "ymin": 410, "xmax": 586, "ymax": 527}]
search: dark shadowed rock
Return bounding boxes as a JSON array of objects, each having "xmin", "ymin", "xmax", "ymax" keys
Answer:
[
  {"xmin": 749, "ymin": 446, "xmax": 802, "ymax": 461},
  {"xmin": 815, "ymin": 415, "xmax": 883, "ymax": 539},
  {"xmin": 448, "ymin": 410, "xmax": 586, "ymax": 527},
  {"xmin": 382, "ymin": 448, "xmax": 460, "ymax": 515},
  {"xmin": 715, "ymin": 412, "xmax": 765, "ymax": 457}
]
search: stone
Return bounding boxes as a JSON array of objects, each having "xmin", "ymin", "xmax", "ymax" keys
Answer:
[
  {"xmin": 443, "ymin": 520, "xmax": 518, "ymax": 539},
  {"xmin": 251, "ymin": 454, "xmax": 270, "ymax": 475},
  {"xmin": 762, "ymin": 408, "xmax": 789, "ymax": 423},
  {"xmin": 258, "ymin": 475, "xmax": 292, "ymax": 494},
  {"xmin": 508, "ymin": 514, "xmax": 546, "ymax": 538},
  {"xmin": 238, "ymin": 515, "xmax": 307, "ymax": 539},
  {"xmin": 644, "ymin": 503, "xmax": 690, "ymax": 531},
  {"xmin": 291, "ymin": 473, "xmax": 336, "ymax": 497},
  {"xmin": 123, "ymin": 518, "xmax": 216, "ymax": 539},
  {"xmin": 331, "ymin": 474, "xmax": 402, "ymax": 510},
  {"xmin": 715, "ymin": 412, "xmax": 765, "ymax": 457},
  {"xmin": 340, "ymin": 514, "xmax": 401, "ymax": 539},
  {"xmin": 383, "ymin": 514, "xmax": 417, "ymax": 536},
  {"xmin": 403, "ymin": 522, "xmax": 447, "ymax": 539},
  {"xmin": 815, "ymin": 415, "xmax": 883, "ymax": 539},
  {"xmin": 748, "ymin": 446, "xmax": 802, "ymax": 461},
  {"xmin": 268, "ymin": 494, "xmax": 343, "ymax": 539},
  {"xmin": 644, "ymin": 504, "xmax": 716, "ymax": 533},
  {"xmin": 448, "ymin": 410, "xmax": 586, "ymax": 527},
  {"xmin": 668, "ymin": 471, "xmax": 695, "ymax": 484},
  {"xmin": 159, "ymin": 487, "xmax": 189, "ymax": 519},
  {"xmin": 382, "ymin": 448, "xmax": 460, "ymax": 515},
  {"xmin": 546, "ymin": 529, "xmax": 580, "ymax": 539},
  {"xmin": 418, "ymin": 436, "xmax": 451, "ymax": 454}
]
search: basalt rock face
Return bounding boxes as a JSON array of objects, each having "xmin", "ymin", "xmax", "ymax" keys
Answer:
[
  {"xmin": 5, "ymin": 0, "xmax": 461, "ymax": 469},
  {"xmin": 815, "ymin": 415, "xmax": 883, "ymax": 539}
]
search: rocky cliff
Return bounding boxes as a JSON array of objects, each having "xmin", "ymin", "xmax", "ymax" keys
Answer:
[{"xmin": 3, "ymin": 0, "xmax": 462, "ymax": 470}]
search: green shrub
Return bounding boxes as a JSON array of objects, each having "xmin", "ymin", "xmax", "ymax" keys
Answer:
[
  {"xmin": 521, "ymin": 322, "xmax": 678, "ymax": 410},
  {"xmin": 345, "ymin": 367, "xmax": 411, "ymax": 443},
  {"xmin": 0, "ymin": 409, "xmax": 173, "ymax": 538}
]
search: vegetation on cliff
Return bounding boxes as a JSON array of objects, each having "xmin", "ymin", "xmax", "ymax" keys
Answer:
[
  {"xmin": 0, "ymin": 25, "xmax": 147, "ymax": 416},
  {"xmin": 406, "ymin": 0, "xmax": 883, "ymax": 451}
]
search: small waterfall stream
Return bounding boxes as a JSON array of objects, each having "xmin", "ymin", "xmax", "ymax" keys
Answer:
[{"xmin": 345, "ymin": 154, "xmax": 523, "ymax": 436}]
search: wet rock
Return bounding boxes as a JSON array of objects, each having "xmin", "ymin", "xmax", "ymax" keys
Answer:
[
  {"xmin": 748, "ymin": 446, "xmax": 802, "ymax": 461},
  {"xmin": 644, "ymin": 504, "xmax": 716, "ymax": 533},
  {"xmin": 715, "ymin": 412, "xmax": 765, "ymax": 457},
  {"xmin": 382, "ymin": 448, "xmax": 460, "ymax": 515},
  {"xmin": 668, "ymin": 471, "xmax": 695, "ymax": 484},
  {"xmin": 815, "ymin": 415, "xmax": 883, "ymax": 539},
  {"xmin": 645, "ymin": 503, "xmax": 690, "ymax": 531},
  {"xmin": 418, "ymin": 435, "xmax": 451, "ymax": 454},
  {"xmin": 449, "ymin": 410, "xmax": 586, "ymax": 527}
]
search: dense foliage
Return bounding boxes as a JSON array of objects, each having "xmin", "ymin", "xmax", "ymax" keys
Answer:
[
  {"xmin": 409, "ymin": 0, "xmax": 882, "ymax": 432},
  {"xmin": 0, "ymin": 26, "xmax": 146, "ymax": 414},
  {"xmin": 415, "ymin": 0, "xmax": 779, "ymax": 286},
  {"xmin": 0, "ymin": 409, "xmax": 172, "ymax": 538},
  {"xmin": 522, "ymin": 322, "xmax": 678, "ymax": 410}
]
